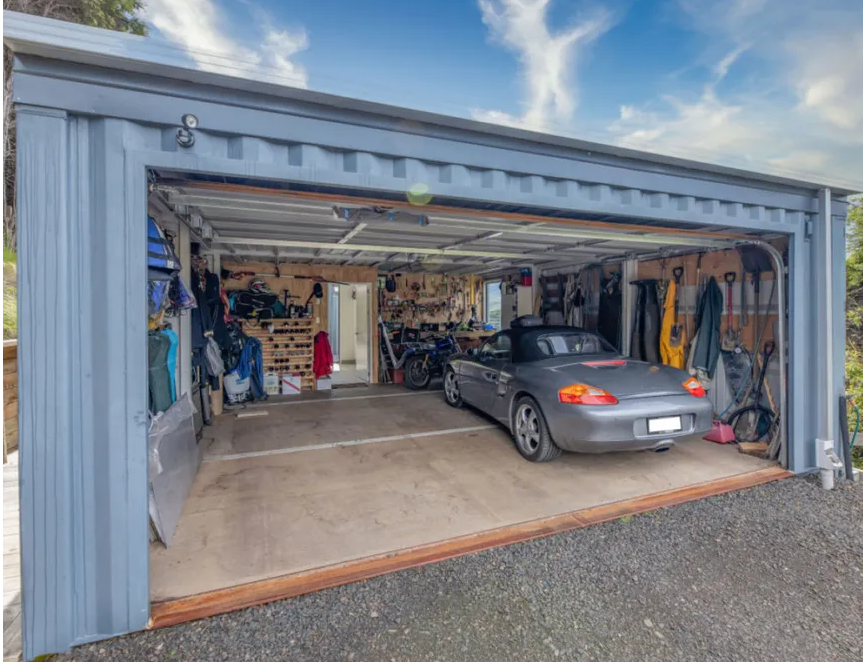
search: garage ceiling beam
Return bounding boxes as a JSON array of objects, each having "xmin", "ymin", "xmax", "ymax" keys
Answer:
[
  {"xmin": 216, "ymin": 236, "xmax": 574, "ymax": 260},
  {"xmin": 207, "ymin": 211, "xmax": 730, "ymax": 249},
  {"xmin": 180, "ymin": 181, "xmax": 759, "ymax": 240},
  {"xmin": 166, "ymin": 191, "xmax": 331, "ymax": 214},
  {"xmin": 441, "ymin": 231, "xmax": 503, "ymax": 250},
  {"xmin": 168, "ymin": 187, "xmax": 737, "ymax": 249},
  {"xmin": 337, "ymin": 222, "xmax": 367, "ymax": 244}
]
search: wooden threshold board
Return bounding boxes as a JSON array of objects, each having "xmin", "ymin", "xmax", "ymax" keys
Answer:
[{"xmin": 148, "ymin": 466, "xmax": 792, "ymax": 630}]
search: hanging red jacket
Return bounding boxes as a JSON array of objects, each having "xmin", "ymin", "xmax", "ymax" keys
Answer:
[{"xmin": 314, "ymin": 331, "xmax": 334, "ymax": 378}]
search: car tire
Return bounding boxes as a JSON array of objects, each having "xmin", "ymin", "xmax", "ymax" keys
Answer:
[
  {"xmin": 511, "ymin": 396, "xmax": 562, "ymax": 463},
  {"xmin": 443, "ymin": 367, "xmax": 463, "ymax": 408}
]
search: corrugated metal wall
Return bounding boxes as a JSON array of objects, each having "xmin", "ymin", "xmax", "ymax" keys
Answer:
[{"xmin": 17, "ymin": 109, "xmax": 150, "ymax": 659}]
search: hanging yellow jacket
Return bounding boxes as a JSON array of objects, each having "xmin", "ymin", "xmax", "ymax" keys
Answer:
[{"xmin": 660, "ymin": 280, "xmax": 686, "ymax": 368}]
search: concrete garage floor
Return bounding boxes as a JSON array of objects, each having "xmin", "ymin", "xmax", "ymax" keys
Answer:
[{"xmin": 150, "ymin": 387, "xmax": 775, "ymax": 602}]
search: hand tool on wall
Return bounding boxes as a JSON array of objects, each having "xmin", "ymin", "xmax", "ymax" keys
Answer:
[
  {"xmin": 682, "ymin": 262, "xmax": 690, "ymax": 351},
  {"xmin": 721, "ymin": 272, "xmax": 741, "ymax": 352},
  {"xmin": 752, "ymin": 268, "xmax": 763, "ymax": 351},
  {"xmin": 693, "ymin": 252, "xmax": 705, "ymax": 331},
  {"xmin": 656, "ymin": 259, "xmax": 669, "ymax": 309},
  {"xmin": 740, "ymin": 259, "xmax": 749, "ymax": 329},
  {"xmin": 669, "ymin": 266, "xmax": 685, "ymax": 348}
]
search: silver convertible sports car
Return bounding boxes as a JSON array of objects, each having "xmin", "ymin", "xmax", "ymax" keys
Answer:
[{"xmin": 444, "ymin": 316, "xmax": 714, "ymax": 462}]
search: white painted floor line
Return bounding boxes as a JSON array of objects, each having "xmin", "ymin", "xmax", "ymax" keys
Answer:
[
  {"xmin": 204, "ymin": 424, "xmax": 498, "ymax": 462},
  {"xmin": 240, "ymin": 390, "xmax": 443, "ymax": 409}
]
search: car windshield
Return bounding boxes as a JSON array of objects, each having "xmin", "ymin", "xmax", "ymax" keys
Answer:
[{"xmin": 535, "ymin": 332, "xmax": 616, "ymax": 357}]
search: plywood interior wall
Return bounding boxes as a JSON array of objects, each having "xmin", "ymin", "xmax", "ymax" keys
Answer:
[
  {"xmin": 635, "ymin": 243, "xmax": 785, "ymax": 351},
  {"xmin": 221, "ymin": 261, "xmax": 380, "ymax": 382}
]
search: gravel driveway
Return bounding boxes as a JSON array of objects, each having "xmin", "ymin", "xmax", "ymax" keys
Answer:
[{"xmin": 65, "ymin": 476, "xmax": 862, "ymax": 662}]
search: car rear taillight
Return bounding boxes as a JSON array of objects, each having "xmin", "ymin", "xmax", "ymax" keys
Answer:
[
  {"xmin": 683, "ymin": 377, "xmax": 706, "ymax": 398},
  {"xmin": 558, "ymin": 384, "xmax": 618, "ymax": 405}
]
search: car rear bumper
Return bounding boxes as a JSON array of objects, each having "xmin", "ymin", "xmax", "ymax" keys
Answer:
[{"xmin": 542, "ymin": 393, "xmax": 714, "ymax": 453}]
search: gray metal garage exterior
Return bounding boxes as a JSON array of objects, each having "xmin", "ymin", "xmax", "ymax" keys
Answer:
[{"xmin": 4, "ymin": 10, "xmax": 853, "ymax": 660}]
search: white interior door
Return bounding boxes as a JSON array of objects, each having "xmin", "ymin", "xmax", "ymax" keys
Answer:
[{"xmin": 354, "ymin": 284, "xmax": 370, "ymax": 379}]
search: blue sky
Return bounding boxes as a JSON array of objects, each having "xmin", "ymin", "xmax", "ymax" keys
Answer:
[{"xmin": 144, "ymin": 0, "xmax": 862, "ymax": 189}]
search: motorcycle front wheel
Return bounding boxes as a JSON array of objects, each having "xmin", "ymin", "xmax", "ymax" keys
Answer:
[{"xmin": 404, "ymin": 355, "xmax": 432, "ymax": 390}]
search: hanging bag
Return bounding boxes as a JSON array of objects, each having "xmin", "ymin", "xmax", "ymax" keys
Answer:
[{"xmin": 147, "ymin": 216, "xmax": 181, "ymax": 275}]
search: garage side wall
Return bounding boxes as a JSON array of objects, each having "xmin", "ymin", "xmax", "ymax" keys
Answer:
[{"xmin": 16, "ymin": 108, "xmax": 150, "ymax": 660}]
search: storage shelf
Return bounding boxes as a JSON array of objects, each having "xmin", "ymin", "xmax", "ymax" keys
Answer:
[{"xmin": 243, "ymin": 318, "xmax": 316, "ymax": 390}]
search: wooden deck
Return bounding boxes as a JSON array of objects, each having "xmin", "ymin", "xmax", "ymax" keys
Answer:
[{"xmin": 3, "ymin": 452, "xmax": 21, "ymax": 661}]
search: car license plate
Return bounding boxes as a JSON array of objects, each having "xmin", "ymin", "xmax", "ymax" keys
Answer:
[{"xmin": 648, "ymin": 416, "xmax": 682, "ymax": 434}]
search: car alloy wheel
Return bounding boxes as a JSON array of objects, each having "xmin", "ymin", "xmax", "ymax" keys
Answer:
[
  {"xmin": 515, "ymin": 403, "xmax": 541, "ymax": 453},
  {"xmin": 444, "ymin": 371, "xmax": 460, "ymax": 404}
]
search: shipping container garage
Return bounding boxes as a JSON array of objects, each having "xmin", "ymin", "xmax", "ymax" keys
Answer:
[{"xmin": 4, "ymin": 12, "xmax": 853, "ymax": 660}]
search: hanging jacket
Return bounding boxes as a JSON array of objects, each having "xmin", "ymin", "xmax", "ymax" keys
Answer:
[
  {"xmin": 190, "ymin": 272, "xmax": 210, "ymax": 350},
  {"xmin": 237, "ymin": 336, "xmax": 266, "ymax": 400},
  {"xmin": 148, "ymin": 331, "xmax": 173, "ymax": 414},
  {"xmin": 314, "ymin": 331, "xmax": 334, "ymax": 379},
  {"xmin": 597, "ymin": 277, "xmax": 622, "ymax": 351},
  {"xmin": 630, "ymin": 279, "xmax": 661, "ymax": 364},
  {"xmin": 163, "ymin": 327, "xmax": 179, "ymax": 402},
  {"xmin": 660, "ymin": 280, "xmax": 685, "ymax": 368},
  {"xmin": 692, "ymin": 277, "xmax": 724, "ymax": 379}
]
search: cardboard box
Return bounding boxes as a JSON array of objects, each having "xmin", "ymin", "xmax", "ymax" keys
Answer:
[
  {"xmin": 263, "ymin": 372, "xmax": 280, "ymax": 396},
  {"xmin": 281, "ymin": 374, "xmax": 301, "ymax": 395},
  {"xmin": 316, "ymin": 376, "xmax": 332, "ymax": 390}
]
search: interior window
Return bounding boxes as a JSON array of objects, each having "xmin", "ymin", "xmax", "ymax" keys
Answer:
[
  {"xmin": 484, "ymin": 280, "xmax": 502, "ymax": 330},
  {"xmin": 481, "ymin": 333, "xmax": 512, "ymax": 360},
  {"xmin": 536, "ymin": 332, "xmax": 615, "ymax": 357}
]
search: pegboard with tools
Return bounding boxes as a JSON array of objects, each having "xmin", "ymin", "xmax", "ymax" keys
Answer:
[{"xmin": 379, "ymin": 272, "xmax": 483, "ymax": 327}]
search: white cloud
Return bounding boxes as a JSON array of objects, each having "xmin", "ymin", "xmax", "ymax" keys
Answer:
[
  {"xmin": 788, "ymin": 29, "xmax": 863, "ymax": 131},
  {"xmin": 470, "ymin": 108, "xmax": 529, "ymax": 129},
  {"xmin": 472, "ymin": 0, "xmax": 612, "ymax": 132},
  {"xmin": 143, "ymin": 0, "xmax": 308, "ymax": 88},
  {"xmin": 607, "ymin": 0, "xmax": 863, "ymax": 188},
  {"xmin": 768, "ymin": 150, "xmax": 831, "ymax": 173},
  {"xmin": 712, "ymin": 44, "xmax": 748, "ymax": 83},
  {"xmin": 609, "ymin": 87, "xmax": 763, "ymax": 164}
]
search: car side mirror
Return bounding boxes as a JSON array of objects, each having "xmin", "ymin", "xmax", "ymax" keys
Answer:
[{"xmin": 467, "ymin": 348, "xmax": 478, "ymax": 357}]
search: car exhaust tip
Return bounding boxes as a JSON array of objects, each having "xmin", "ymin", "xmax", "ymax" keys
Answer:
[{"xmin": 653, "ymin": 440, "xmax": 675, "ymax": 453}]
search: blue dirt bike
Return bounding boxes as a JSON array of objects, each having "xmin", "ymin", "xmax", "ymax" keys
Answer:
[{"xmin": 402, "ymin": 332, "xmax": 461, "ymax": 390}]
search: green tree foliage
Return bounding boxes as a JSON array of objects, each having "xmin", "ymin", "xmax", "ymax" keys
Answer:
[
  {"xmin": 80, "ymin": 0, "xmax": 146, "ymax": 35},
  {"xmin": 845, "ymin": 198, "xmax": 863, "ymax": 381},
  {"xmin": 844, "ymin": 197, "xmax": 863, "ymax": 465},
  {"xmin": 3, "ymin": 0, "xmax": 147, "ymax": 250}
]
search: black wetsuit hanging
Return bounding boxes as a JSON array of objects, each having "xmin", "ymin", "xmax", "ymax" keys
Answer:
[
  {"xmin": 597, "ymin": 275, "xmax": 622, "ymax": 350},
  {"xmin": 630, "ymin": 279, "xmax": 661, "ymax": 363}
]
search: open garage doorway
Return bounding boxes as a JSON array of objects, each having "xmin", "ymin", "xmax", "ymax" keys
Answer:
[
  {"xmin": 328, "ymin": 282, "xmax": 372, "ymax": 386},
  {"xmin": 145, "ymin": 173, "xmax": 791, "ymax": 627}
]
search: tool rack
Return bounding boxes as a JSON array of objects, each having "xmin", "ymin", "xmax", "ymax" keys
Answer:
[{"xmin": 241, "ymin": 318, "xmax": 316, "ymax": 391}]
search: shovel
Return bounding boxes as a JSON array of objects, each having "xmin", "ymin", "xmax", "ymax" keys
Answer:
[
  {"xmin": 721, "ymin": 272, "xmax": 741, "ymax": 352},
  {"xmin": 669, "ymin": 266, "xmax": 684, "ymax": 348}
]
